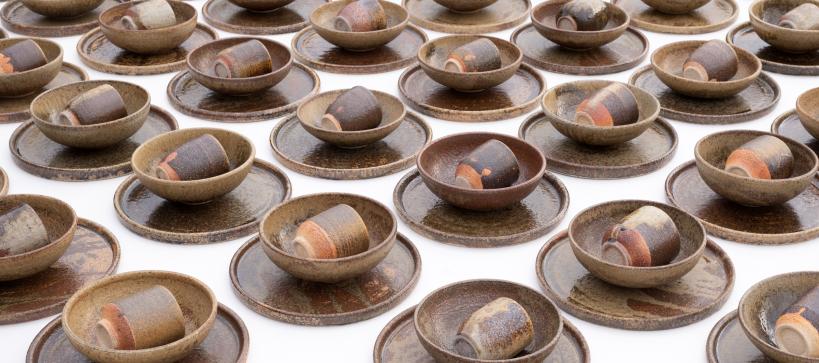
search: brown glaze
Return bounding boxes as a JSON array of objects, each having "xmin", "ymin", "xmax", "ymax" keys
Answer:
[
  {"xmin": 334, "ymin": 0, "xmax": 386, "ymax": 32},
  {"xmin": 641, "ymin": 0, "xmax": 710, "ymax": 14},
  {"xmin": 287, "ymin": 204, "xmax": 370, "ymax": 260},
  {"xmin": 0, "ymin": 39, "xmax": 47, "ymax": 74},
  {"xmin": 155, "ymin": 134, "xmax": 230, "ymax": 182},
  {"xmin": 0, "ymin": 203, "xmax": 49, "ymax": 257},
  {"xmin": 20, "ymin": 0, "xmax": 104, "ymax": 18},
  {"xmin": 612, "ymin": 0, "xmax": 738, "ymax": 35},
  {"xmin": 0, "ymin": 38, "xmax": 61, "ymax": 98},
  {"xmin": 432, "ymin": 0, "xmax": 497, "ymax": 12},
  {"xmin": 444, "ymin": 38, "xmax": 501, "ymax": 73},
  {"xmin": 100, "ymin": 0, "xmax": 196, "ymax": 55},
  {"xmin": 774, "ymin": 110, "xmax": 819, "ymax": 157},
  {"xmin": 188, "ymin": 37, "xmax": 292, "ymax": 96},
  {"xmin": 230, "ymin": 233, "xmax": 420, "ymax": 325},
  {"xmin": 311, "ymin": 0, "xmax": 408, "ymax": 51},
  {"xmin": 0, "ymin": 63, "xmax": 87, "ymax": 124},
  {"xmin": 95, "ymin": 285, "xmax": 185, "ymax": 350},
  {"xmin": 556, "ymin": 0, "xmax": 608, "ymax": 31},
  {"xmin": 228, "ymin": 0, "xmax": 295, "ymax": 12},
  {"xmin": 707, "ymin": 311, "xmax": 776, "ymax": 363},
  {"xmin": 403, "ymin": 0, "xmax": 530, "ymax": 34},
  {"xmin": 319, "ymin": 87, "xmax": 382, "ymax": 132},
  {"xmin": 728, "ymin": 22, "xmax": 819, "ymax": 76},
  {"xmin": 574, "ymin": 83, "xmax": 639, "ymax": 127},
  {"xmin": 750, "ymin": 0, "xmax": 819, "ymax": 53},
  {"xmin": 203, "ymin": 0, "xmax": 328, "ymax": 35},
  {"xmin": 537, "ymin": 231, "xmax": 734, "ymax": 330},
  {"xmin": 778, "ymin": 3, "xmax": 819, "ymax": 30},
  {"xmin": 724, "ymin": 135, "xmax": 794, "ymax": 180},
  {"xmin": 531, "ymin": 0, "xmax": 629, "ymax": 50},
  {"xmin": 454, "ymin": 297, "xmax": 534, "ymax": 360},
  {"xmin": 454, "ymin": 139, "xmax": 520, "ymax": 190},
  {"xmin": 58, "ymin": 85, "xmax": 127, "ymax": 127},
  {"xmin": 120, "ymin": 0, "xmax": 176, "ymax": 31},
  {"xmin": 774, "ymin": 285, "xmax": 819, "ymax": 357},
  {"xmin": 393, "ymin": 170, "xmax": 569, "ymax": 247},
  {"xmin": 797, "ymin": 88, "xmax": 819, "ymax": 140},
  {"xmin": 418, "ymin": 36, "xmax": 520, "ymax": 92},
  {"xmin": 600, "ymin": 206, "xmax": 681, "ymax": 267},
  {"xmin": 683, "ymin": 40, "xmax": 739, "ymax": 82},
  {"xmin": 0, "ymin": 0, "xmax": 118, "ymax": 37},
  {"xmin": 212, "ymin": 39, "xmax": 273, "ymax": 79},
  {"xmin": 0, "ymin": 168, "xmax": 7, "ymax": 196}
]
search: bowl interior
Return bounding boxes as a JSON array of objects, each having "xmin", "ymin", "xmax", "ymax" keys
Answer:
[
  {"xmin": 697, "ymin": 131, "xmax": 817, "ymax": 180},
  {"xmin": 0, "ymin": 195, "xmax": 74, "ymax": 257},
  {"xmin": 30, "ymin": 81, "xmax": 149, "ymax": 128},
  {"xmin": 752, "ymin": 0, "xmax": 819, "ymax": 31},
  {"xmin": 797, "ymin": 87, "xmax": 819, "ymax": 124},
  {"xmin": 189, "ymin": 38, "xmax": 291, "ymax": 79},
  {"xmin": 532, "ymin": 0, "xmax": 628, "ymax": 33},
  {"xmin": 542, "ymin": 81, "xmax": 657, "ymax": 128},
  {"xmin": 654, "ymin": 42, "xmax": 759, "ymax": 83},
  {"xmin": 311, "ymin": 0, "xmax": 407, "ymax": 33},
  {"xmin": 0, "ymin": 38, "xmax": 61, "ymax": 77},
  {"xmin": 101, "ymin": 0, "xmax": 195, "ymax": 30},
  {"xmin": 419, "ymin": 36, "xmax": 520, "ymax": 74},
  {"xmin": 298, "ymin": 90, "xmax": 404, "ymax": 133}
]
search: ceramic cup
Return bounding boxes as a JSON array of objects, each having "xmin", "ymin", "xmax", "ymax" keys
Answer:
[
  {"xmin": 21, "ymin": 0, "xmax": 105, "ymax": 18},
  {"xmin": 187, "ymin": 37, "xmax": 293, "ymax": 95},
  {"xmin": 310, "ymin": 0, "xmax": 409, "ymax": 51},
  {"xmin": 750, "ymin": 0, "xmax": 819, "ymax": 53},
  {"xmin": 796, "ymin": 87, "xmax": 819, "ymax": 140},
  {"xmin": 417, "ymin": 35, "xmax": 522, "ymax": 92},
  {"xmin": 531, "ymin": 0, "xmax": 630, "ymax": 50},
  {"xmin": 0, "ymin": 38, "xmax": 62, "ymax": 98},
  {"xmin": 640, "ymin": 0, "xmax": 710, "ymax": 14},
  {"xmin": 100, "ymin": 0, "xmax": 198, "ymax": 54}
]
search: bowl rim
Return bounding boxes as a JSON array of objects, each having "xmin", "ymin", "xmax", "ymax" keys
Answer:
[
  {"xmin": 30, "ymin": 80, "xmax": 151, "ymax": 130},
  {"xmin": 796, "ymin": 87, "xmax": 819, "ymax": 123},
  {"xmin": 417, "ymin": 35, "xmax": 523, "ymax": 77},
  {"xmin": 412, "ymin": 279, "xmax": 564, "ymax": 363},
  {"xmin": 750, "ymin": 0, "xmax": 819, "ymax": 34},
  {"xmin": 259, "ymin": 192, "xmax": 398, "ymax": 263},
  {"xmin": 99, "ymin": 0, "xmax": 197, "ymax": 34},
  {"xmin": 530, "ymin": 0, "xmax": 630, "ymax": 37},
  {"xmin": 650, "ymin": 40, "xmax": 762, "ymax": 89},
  {"xmin": 0, "ymin": 194, "xmax": 77, "ymax": 262},
  {"xmin": 0, "ymin": 37, "xmax": 62, "ymax": 78},
  {"xmin": 186, "ymin": 36, "xmax": 294, "ymax": 83},
  {"xmin": 296, "ymin": 88, "xmax": 406, "ymax": 136},
  {"xmin": 309, "ymin": 0, "xmax": 409, "ymax": 36},
  {"xmin": 568, "ymin": 199, "xmax": 708, "ymax": 272}
]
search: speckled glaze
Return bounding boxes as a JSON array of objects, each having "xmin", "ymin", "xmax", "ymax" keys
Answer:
[
  {"xmin": 203, "ymin": 0, "xmax": 328, "ymax": 35},
  {"xmin": 19, "ymin": 0, "xmax": 103, "ymax": 18},
  {"xmin": 666, "ymin": 160, "xmax": 819, "ymax": 244},
  {"xmin": 629, "ymin": 65, "xmax": 780, "ymax": 124},
  {"xmin": 750, "ymin": 0, "xmax": 819, "ymax": 53},
  {"xmin": 0, "ymin": 219, "xmax": 118, "ymax": 325},
  {"xmin": 0, "ymin": 167, "xmax": 7, "ymax": 196},
  {"xmin": 418, "ymin": 35, "xmax": 521, "ymax": 92},
  {"xmin": 0, "ymin": 38, "xmax": 62, "ymax": 98},
  {"xmin": 707, "ymin": 311, "xmax": 774, "ymax": 363},
  {"xmin": 227, "ymin": 0, "xmax": 294, "ymax": 12},
  {"xmin": 77, "ymin": 24, "xmax": 218, "ymax": 76},
  {"xmin": 612, "ymin": 0, "xmax": 738, "ymax": 34},
  {"xmin": 773, "ymin": 110, "xmax": 819, "ymax": 156},
  {"xmin": 167, "ymin": 63, "xmax": 319, "ymax": 122},
  {"xmin": 1, "ymin": 0, "xmax": 118, "ymax": 37},
  {"xmin": 0, "ymin": 63, "xmax": 87, "ymax": 124},
  {"xmin": 530, "ymin": 0, "xmax": 629, "ymax": 50},
  {"xmin": 27, "ymin": 304, "xmax": 248, "ymax": 363},
  {"xmin": 99, "ymin": 0, "xmax": 197, "ymax": 54},
  {"xmin": 393, "ymin": 170, "xmax": 569, "ymax": 247},
  {"xmin": 230, "ymin": 233, "xmax": 420, "ymax": 325},
  {"xmin": 641, "ymin": 0, "xmax": 710, "ymax": 14},
  {"xmin": 310, "ymin": 0, "xmax": 407, "ymax": 51},
  {"xmin": 403, "ymin": 0, "xmax": 530, "ymax": 34},
  {"xmin": 537, "ymin": 230, "xmax": 734, "ymax": 330},
  {"xmin": 187, "ymin": 37, "xmax": 292, "ymax": 95},
  {"xmin": 796, "ymin": 88, "xmax": 819, "ymax": 140},
  {"xmin": 414, "ymin": 280, "xmax": 563, "ymax": 363},
  {"xmin": 728, "ymin": 22, "xmax": 819, "ymax": 75},
  {"xmin": 61, "ymin": 271, "xmax": 218, "ymax": 363}
]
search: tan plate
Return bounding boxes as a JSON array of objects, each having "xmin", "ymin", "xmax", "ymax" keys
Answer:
[
  {"xmin": 373, "ymin": 306, "xmax": 590, "ymax": 363},
  {"xmin": 511, "ymin": 24, "xmax": 649, "ymax": 75},
  {"xmin": 270, "ymin": 113, "xmax": 431, "ymax": 180},
  {"xmin": 398, "ymin": 63, "xmax": 545, "ymax": 122},
  {"xmin": 666, "ymin": 160, "xmax": 819, "ymax": 244},
  {"xmin": 292, "ymin": 25, "xmax": 427, "ymax": 74},
  {"xmin": 612, "ymin": 0, "xmax": 738, "ymax": 35},
  {"xmin": 0, "ymin": 166, "xmax": 7, "ymax": 196},
  {"xmin": 0, "ymin": 0, "xmax": 118, "ymax": 37},
  {"xmin": 0, "ymin": 218, "xmax": 119, "ymax": 325},
  {"xmin": 114, "ymin": 159, "xmax": 292, "ymax": 244},
  {"xmin": 26, "ymin": 304, "xmax": 249, "ymax": 363},
  {"xmin": 9, "ymin": 105, "xmax": 178, "ymax": 181},
  {"xmin": 403, "ymin": 0, "xmax": 529, "ymax": 34},
  {"xmin": 394, "ymin": 169, "xmax": 569, "ymax": 247},
  {"xmin": 629, "ymin": 65, "xmax": 780, "ymax": 124},
  {"xmin": 230, "ymin": 233, "xmax": 420, "ymax": 326},
  {"xmin": 167, "ymin": 64, "xmax": 320, "ymax": 122},
  {"xmin": 0, "ymin": 63, "xmax": 87, "ymax": 124},
  {"xmin": 203, "ymin": 0, "xmax": 328, "ymax": 35},
  {"xmin": 536, "ymin": 230, "xmax": 734, "ymax": 330},
  {"xmin": 728, "ymin": 22, "xmax": 819, "ymax": 76},
  {"xmin": 519, "ymin": 112, "xmax": 677, "ymax": 179},
  {"xmin": 772, "ymin": 110, "xmax": 819, "ymax": 156},
  {"xmin": 77, "ymin": 24, "xmax": 219, "ymax": 75},
  {"xmin": 706, "ymin": 310, "xmax": 773, "ymax": 363}
]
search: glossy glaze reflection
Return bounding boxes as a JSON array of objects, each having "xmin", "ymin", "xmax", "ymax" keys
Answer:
[
  {"xmin": 0, "ymin": 0, "xmax": 118, "ymax": 37},
  {"xmin": 0, "ymin": 63, "xmax": 86, "ymax": 124},
  {"xmin": 707, "ymin": 311, "xmax": 774, "ymax": 363},
  {"xmin": 612, "ymin": 0, "xmax": 738, "ymax": 34},
  {"xmin": 402, "ymin": 0, "xmax": 529, "ymax": 33},
  {"xmin": 773, "ymin": 110, "xmax": 819, "ymax": 156},
  {"xmin": 203, "ymin": 0, "xmax": 328, "ymax": 35},
  {"xmin": 728, "ymin": 22, "xmax": 819, "ymax": 75}
]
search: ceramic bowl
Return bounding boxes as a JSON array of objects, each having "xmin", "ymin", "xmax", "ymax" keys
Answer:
[
  {"xmin": 796, "ymin": 87, "xmax": 819, "ymax": 140},
  {"xmin": 100, "ymin": 0, "xmax": 198, "ymax": 55},
  {"xmin": 739, "ymin": 272, "xmax": 819, "ymax": 363},
  {"xmin": 31, "ymin": 80, "xmax": 151, "ymax": 149},
  {"xmin": 640, "ymin": 0, "xmax": 710, "ymax": 14},
  {"xmin": 414, "ymin": 280, "xmax": 563, "ymax": 363},
  {"xmin": 296, "ymin": 89, "xmax": 406, "ymax": 148},
  {"xmin": 417, "ymin": 36, "xmax": 522, "ymax": 92},
  {"xmin": 432, "ymin": 0, "xmax": 498, "ymax": 12},
  {"xmin": 0, "ymin": 194, "xmax": 76, "ymax": 281},
  {"xmin": 21, "ymin": 0, "xmax": 104, "ymax": 18},
  {"xmin": 62, "ymin": 270, "xmax": 218, "ymax": 363},
  {"xmin": 531, "ymin": 0, "xmax": 630, "ymax": 50},
  {"xmin": 259, "ymin": 193, "xmax": 398, "ymax": 283},
  {"xmin": 568, "ymin": 200, "xmax": 707, "ymax": 288},
  {"xmin": 0, "ymin": 38, "xmax": 62, "ymax": 98},
  {"xmin": 187, "ymin": 37, "xmax": 293, "ymax": 95},
  {"xmin": 417, "ymin": 132, "xmax": 546, "ymax": 211},
  {"xmin": 310, "ymin": 0, "xmax": 408, "ymax": 51},
  {"xmin": 651, "ymin": 40, "xmax": 762, "ymax": 99},
  {"xmin": 131, "ymin": 128, "xmax": 256, "ymax": 204},
  {"xmin": 750, "ymin": 0, "xmax": 819, "ymax": 53},
  {"xmin": 227, "ymin": 0, "xmax": 295, "ymax": 12},
  {"xmin": 695, "ymin": 130, "xmax": 819, "ymax": 207},
  {"xmin": 541, "ymin": 80, "xmax": 660, "ymax": 146}
]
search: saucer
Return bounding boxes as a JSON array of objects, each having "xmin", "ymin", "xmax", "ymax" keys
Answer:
[
  {"xmin": 403, "ymin": 0, "xmax": 529, "ymax": 34},
  {"xmin": 728, "ymin": 22, "xmax": 819, "ymax": 76},
  {"xmin": 0, "ymin": 63, "xmax": 87, "ymax": 124},
  {"xmin": 203, "ymin": 0, "xmax": 327, "ymax": 35},
  {"xmin": 771, "ymin": 110, "xmax": 818, "ymax": 156},
  {"xmin": 1, "ymin": 0, "xmax": 118, "ymax": 37},
  {"xmin": 612, "ymin": 0, "xmax": 738, "ymax": 35}
]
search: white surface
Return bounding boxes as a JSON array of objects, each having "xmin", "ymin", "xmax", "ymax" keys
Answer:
[{"xmin": 0, "ymin": 0, "xmax": 816, "ymax": 362}]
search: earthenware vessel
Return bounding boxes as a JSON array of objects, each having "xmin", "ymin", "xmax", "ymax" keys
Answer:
[
  {"xmin": 433, "ymin": 0, "xmax": 497, "ymax": 12},
  {"xmin": 30, "ymin": 80, "xmax": 150, "ymax": 149},
  {"xmin": 0, "ymin": 194, "xmax": 76, "ymax": 281},
  {"xmin": 62, "ymin": 270, "xmax": 218, "ymax": 363},
  {"xmin": 418, "ymin": 35, "xmax": 522, "ymax": 92},
  {"xmin": 259, "ymin": 193, "xmax": 397, "ymax": 283},
  {"xmin": 417, "ymin": 132, "xmax": 546, "ymax": 211},
  {"xmin": 187, "ymin": 37, "xmax": 292, "ymax": 95},
  {"xmin": 750, "ymin": 0, "xmax": 819, "ymax": 53},
  {"xmin": 414, "ymin": 280, "xmax": 563, "ymax": 362},
  {"xmin": 641, "ymin": 0, "xmax": 709, "ymax": 14},
  {"xmin": 100, "ymin": 0, "xmax": 198, "ymax": 54},
  {"xmin": 0, "ymin": 38, "xmax": 62, "ymax": 98},
  {"xmin": 568, "ymin": 200, "xmax": 707, "ymax": 288},
  {"xmin": 531, "ymin": 0, "xmax": 629, "ymax": 50},
  {"xmin": 310, "ymin": 0, "xmax": 408, "ymax": 51},
  {"xmin": 796, "ymin": 87, "xmax": 819, "ymax": 140},
  {"xmin": 132, "ymin": 128, "xmax": 255, "ymax": 204},
  {"xmin": 541, "ymin": 80, "xmax": 659, "ymax": 146},
  {"xmin": 20, "ymin": 0, "xmax": 104, "ymax": 18},
  {"xmin": 612, "ymin": 0, "xmax": 739, "ymax": 35},
  {"xmin": 695, "ymin": 130, "xmax": 818, "ymax": 207},
  {"xmin": 228, "ymin": 0, "xmax": 295, "ymax": 12}
]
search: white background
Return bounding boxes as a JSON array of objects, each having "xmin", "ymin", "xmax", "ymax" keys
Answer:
[{"xmin": 1, "ymin": 0, "xmax": 817, "ymax": 361}]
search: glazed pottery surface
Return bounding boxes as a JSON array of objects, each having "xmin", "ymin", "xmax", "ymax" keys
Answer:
[
  {"xmin": 773, "ymin": 110, "xmax": 819, "ymax": 156},
  {"xmin": 0, "ymin": 38, "xmax": 62, "ymax": 98},
  {"xmin": 728, "ymin": 22, "xmax": 819, "ymax": 75},
  {"xmin": 530, "ymin": 0, "xmax": 630, "ymax": 50},
  {"xmin": 707, "ymin": 311, "xmax": 775, "ymax": 363},
  {"xmin": 188, "ymin": 37, "xmax": 293, "ymax": 95},
  {"xmin": 0, "ymin": 63, "xmax": 86, "ymax": 124},
  {"xmin": 20, "ymin": 0, "xmax": 103, "ymax": 18},
  {"xmin": 403, "ymin": 0, "xmax": 530, "ymax": 34},
  {"xmin": 612, "ymin": 0, "xmax": 739, "ymax": 34},
  {"xmin": 203, "ymin": 0, "xmax": 327, "ymax": 35},
  {"xmin": 750, "ymin": 0, "xmax": 819, "ymax": 53},
  {"xmin": 99, "ymin": 0, "xmax": 198, "ymax": 54},
  {"xmin": 640, "ymin": 0, "xmax": 710, "ymax": 14},
  {"xmin": 417, "ymin": 35, "xmax": 522, "ymax": 92},
  {"xmin": 1, "ymin": 0, "xmax": 118, "ymax": 37},
  {"xmin": 796, "ymin": 87, "xmax": 819, "ymax": 139},
  {"xmin": 310, "ymin": 0, "xmax": 408, "ymax": 51}
]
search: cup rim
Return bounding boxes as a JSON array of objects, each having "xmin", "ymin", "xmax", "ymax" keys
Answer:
[
  {"xmin": 417, "ymin": 35, "xmax": 523, "ymax": 77},
  {"xmin": 650, "ymin": 40, "xmax": 762, "ymax": 89},
  {"xmin": 0, "ymin": 194, "xmax": 77, "ymax": 262},
  {"xmin": 296, "ymin": 88, "xmax": 406, "ymax": 136},
  {"xmin": 186, "ymin": 37, "xmax": 294, "ymax": 83},
  {"xmin": 30, "ymin": 80, "xmax": 151, "ymax": 130}
]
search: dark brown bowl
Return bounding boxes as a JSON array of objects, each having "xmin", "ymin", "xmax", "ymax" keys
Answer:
[
  {"xmin": 0, "ymin": 194, "xmax": 76, "ymax": 281},
  {"xmin": 187, "ymin": 37, "xmax": 293, "ymax": 95},
  {"xmin": 640, "ymin": 0, "xmax": 710, "ymax": 14},
  {"xmin": 62, "ymin": 270, "xmax": 218, "ymax": 363},
  {"xmin": 414, "ymin": 280, "xmax": 563, "ymax": 363},
  {"xmin": 21, "ymin": 0, "xmax": 104, "ymax": 18},
  {"xmin": 417, "ymin": 36, "xmax": 522, "ymax": 92},
  {"xmin": 310, "ymin": 0, "xmax": 408, "ymax": 51},
  {"xmin": 0, "ymin": 38, "xmax": 62, "ymax": 98},
  {"xmin": 750, "ymin": 0, "xmax": 819, "ymax": 53},
  {"xmin": 651, "ymin": 40, "xmax": 762, "ymax": 99},
  {"xmin": 417, "ymin": 132, "xmax": 546, "ymax": 211},
  {"xmin": 259, "ymin": 193, "xmax": 397, "ymax": 283},
  {"xmin": 100, "ymin": 0, "xmax": 198, "ymax": 55},
  {"xmin": 296, "ymin": 89, "xmax": 406, "ymax": 148},
  {"xmin": 531, "ymin": 0, "xmax": 630, "ymax": 50},
  {"xmin": 540, "ymin": 80, "xmax": 660, "ymax": 146},
  {"xmin": 568, "ymin": 200, "xmax": 707, "ymax": 288},
  {"xmin": 227, "ymin": 0, "xmax": 295, "ymax": 12},
  {"xmin": 695, "ymin": 130, "xmax": 819, "ymax": 207},
  {"xmin": 796, "ymin": 87, "xmax": 819, "ymax": 140},
  {"xmin": 432, "ymin": 0, "xmax": 498, "ymax": 12},
  {"xmin": 31, "ymin": 80, "xmax": 151, "ymax": 149},
  {"xmin": 739, "ymin": 272, "xmax": 819, "ymax": 363}
]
